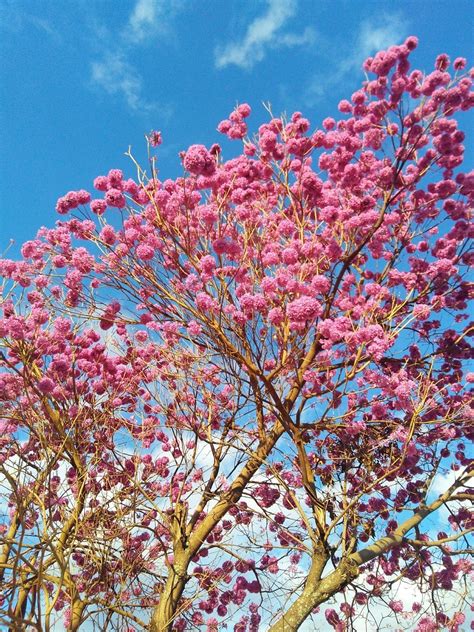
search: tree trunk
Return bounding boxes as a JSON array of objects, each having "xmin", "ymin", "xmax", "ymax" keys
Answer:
[
  {"xmin": 69, "ymin": 599, "xmax": 86, "ymax": 632},
  {"xmin": 149, "ymin": 422, "xmax": 286, "ymax": 630},
  {"xmin": 268, "ymin": 557, "xmax": 359, "ymax": 632},
  {"xmin": 149, "ymin": 556, "xmax": 189, "ymax": 632}
]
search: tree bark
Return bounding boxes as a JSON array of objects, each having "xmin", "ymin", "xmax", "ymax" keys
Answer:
[
  {"xmin": 149, "ymin": 554, "xmax": 189, "ymax": 632},
  {"xmin": 268, "ymin": 557, "xmax": 359, "ymax": 632}
]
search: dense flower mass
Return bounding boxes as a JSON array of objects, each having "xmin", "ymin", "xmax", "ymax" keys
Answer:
[
  {"xmin": 183, "ymin": 144, "xmax": 216, "ymax": 176},
  {"xmin": 287, "ymin": 296, "xmax": 322, "ymax": 322},
  {"xmin": 1, "ymin": 39, "xmax": 473, "ymax": 632}
]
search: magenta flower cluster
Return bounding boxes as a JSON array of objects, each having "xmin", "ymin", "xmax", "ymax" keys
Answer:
[{"xmin": 0, "ymin": 37, "xmax": 472, "ymax": 632}]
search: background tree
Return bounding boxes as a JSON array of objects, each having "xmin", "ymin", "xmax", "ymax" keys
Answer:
[{"xmin": 1, "ymin": 37, "xmax": 473, "ymax": 632}]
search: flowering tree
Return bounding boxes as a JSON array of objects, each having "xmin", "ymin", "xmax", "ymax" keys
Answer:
[{"xmin": 1, "ymin": 38, "xmax": 473, "ymax": 632}]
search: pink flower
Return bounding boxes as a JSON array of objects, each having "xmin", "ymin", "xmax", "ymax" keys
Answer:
[
  {"xmin": 259, "ymin": 131, "xmax": 277, "ymax": 152},
  {"xmin": 123, "ymin": 179, "xmax": 138, "ymax": 194},
  {"xmin": 195, "ymin": 292, "xmax": 217, "ymax": 312},
  {"xmin": 325, "ymin": 608, "xmax": 341, "ymax": 627},
  {"xmin": 148, "ymin": 130, "xmax": 162, "ymax": 147},
  {"xmin": 187, "ymin": 321, "xmax": 202, "ymax": 336},
  {"xmin": 412, "ymin": 304, "xmax": 430, "ymax": 320},
  {"xmin": 338, "ymin": 99, "xmax": 352, "ymax": 113},
  {"xmin": 244, "ymin": 142, "xmax": 256, "ymax": 156},
  {"xmin": 236, "ymin": 103, "xmax": 251, "ymax": 118},
  {"xmin": 93, "ymin": 175, "xmax": 108, "ymax": 191},
  {"xmin": 63, "ymin": 608, "xmax": 72, "ymax": 628},
  {"xmin": 76, "ymin": 189, "xmax": 91, "ymax": 204},
  {"xmin": 453, "ymin": 57, "xmax": 466, "ymax": 70},
  {"xmin": 435, "ymin": 53, "xmax": 450, "ymax": 71},
  {"xmin": 183, "ymin": 145, "xmax": 216, "ymax": 177},
  {"xmin": 55, "ymin": 199, "xmax": 69, "ymax": 215},
  {"xmin": 323, "ymin": 117, "xmax": 336, "ymax": 130},
  {"xmin": 217, "ymin": 119, "xmax": 231, "ymax": 134},
  {"xmin": 200, "ymin": 255, "xmax": 216, "ymax": 274},
  {"xmin": 100, "ymin": 225, "xmax": 116, "ymax": 244},
  {"xmin": 452, "ymin": 612, "xmax": 465, "ymax": 625},
  {"xmin": 281, "ymin": 247, "xmax": 298, "ymax": 264},
  {"xmin": 212, "ymin": 238, "xmax": 227, "ymax": 255},
  {"xmin": 415, "ymin": 616, "xmax": 437, "ymax": 632},
  {"xmin": 136, "ymin": 244, "xmax": 154, "ymax": 260},
  {"xmin": 107, "ymin": 169, "xmax": 123, "ymax": 188},
  {"xmin": 217, "ymin": 106, "xmax": 250, "ymax": 140},
  {"xmin": 287, "ymin": 297, "xmax": 322, "ymax": 322},
  {"xmin": 105, "ymin": 188, "xmax": 126, "ymax": 209},
  {"xmin": 311, "ymin": 275, "xmax": 330, "ymax": 293},
  {"xmin": 405, "ymin": 35, "xmax": 418, "ymax": 50},
  {"xmin": 278, "ymin": 220, "xmax": 295, "ymax": 237},
  {"xmin": 38, "ymin": 378, "xmax": 55, "ymax": 394},
  {"xmin": 72, "ymin": 247, "xmax": 94, "ymax": 273},
  {"xmin": 268, "ymin": 307, "xmax": 284, "ymax": 326}
]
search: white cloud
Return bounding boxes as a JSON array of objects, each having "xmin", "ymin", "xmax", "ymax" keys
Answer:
[
  {"xmin": 91, "ymin": 52, "xmax": 156, "ymax": 113},
  {"xmin": 91, "ymin": 52, "xmax": 171, "ymax": 120},
  {"xmin": 89, "ymin": 0, "xmax": 181, "ymax": 114},
  {"xmin": 306, "ymin": 12, "xmax": 408, "ymax": 104},
  {"xmin": 354, "ymin": 14, "xmax": 407, "ymax": 66},
  {"xmin": 0, "ymin": 1, "xmax": 59, "ymax": 40},
  {"xmin": 126, "ymin": 0, "xmax": 181, "ymax": 42},
  {"xmin": 279, "ymin": 26, "xmax": 315, "ymax": 48},
  {"xmin": 128, "ymin": 0, "xmax": 160, "ymax": 41},
  {"xmin": 215, "ymin": 0, "xmax": 314, "ymax": 70},
  {"xmin": 426, "ymin": 466, "xmax": 472, "ymax": 526}
]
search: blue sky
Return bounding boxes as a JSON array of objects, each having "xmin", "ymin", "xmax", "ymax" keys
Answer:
[{"xmin": 1, "ymin": 0, "xmax": 473, "ymax": 255}]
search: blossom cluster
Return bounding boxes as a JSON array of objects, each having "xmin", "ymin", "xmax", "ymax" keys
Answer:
[{"xmin": 1, "ymin": 38, "xmax": 472, "ymax": 632}]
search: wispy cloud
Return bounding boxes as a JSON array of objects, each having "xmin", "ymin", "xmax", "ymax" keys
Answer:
[
  {"xmin": 128, "ymin": 0, "xmax": 160, "ymax": 41},
  {"xmin": 126, "ymin": 0, "xmax": 181, "ymax": 42},
  {"xmin": 0, "ymin": 1, "xmax": 59, "ymax": 41},
  {"xmin": 305, "ymin": 12, "xmax": 408, "ymax": 104},
  {"xmin": 90, "ymin": 0, "xmax": 180, "ymax": 115},
  {"xmin": 91, "ymin": 53, "xmax": 147, "ymax": 112},
  {"xmin": 352, "ymin": 13, "xmax": 407, "ymax": 69},
  {"xmin": 215, "ymin": 0, "xmax": 314, "ymax": 70}
]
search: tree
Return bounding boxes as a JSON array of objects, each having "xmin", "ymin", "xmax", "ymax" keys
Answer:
[{"xmin": 0, "ymin": 37, "xmax": 473, "ymax": 632}]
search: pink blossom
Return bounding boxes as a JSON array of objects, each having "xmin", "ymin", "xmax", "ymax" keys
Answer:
[
  {"xmin": 183, "ymin": 145, "xmax": 216, "ymax": 177},
  {"xmin": 268, "ymin": 307, "xmax": 284, "ymax": 326},
  {"xmin": 287, "ymin": 297, "xmax": 322, "ymax": 322},
  {"xmin": 148, "ymin": 130, "xmax": 162, "ymax": 147},
  {"xmin": 105, "ymin": 188, "xmax": 126, "ymax": 209},
  {"xmin": 76, "ymin": 189, "xmax": 91, "ymax": 204},
  {"xmin": 200, "ymin": 255, "xmax": 216, "ymax": 274},
  {"xmin": 281, "ymin": 247, "xmax": 298, "ymax": 264},
  {"xmin": 38, "ymin": 377, "xmax": 55, "ymax": 394},
  {"xmin": 195, "ymin": 292, "xmax": 217, "ymax": 312},
  {"xmin": 187, "ymin": 321, "xmax": 202, "ymax": 336},
  {"xmin": 107, "ymin": 169, "xmax": 123, "ymax": 188},
  {"xmin": 212, "ymin": 238, "xmax": 227, "ymax": 255},
  {"xmin": 93, "ymin": 175, "xmax": 108, "ymax": 191},
  {"xmin": 100, "ymin": 225, "xmax": 116, "ymax": 244},
  {"xmin": 453, "ymin": 57, "xmax": 466, "ymax": 70},
  {"xmin": 311, "ymin": 275, "xmax": 330, "ymax": 293},
  {"xmin": 412, "ymin": 304, "xmax": 430, "ymax": 320},
  {"xmin": 136, "ymin": 244, "xmax": 155, "ymax": 260},
  {"xmin": 236, "ymin": 103, "xmax": 251, "ymax": 118},
  {"xmin": 90, "ymin": 199, "xmax": 107, "ymax": 215}
]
